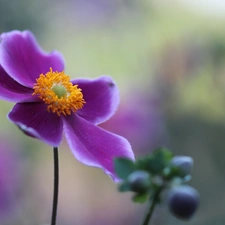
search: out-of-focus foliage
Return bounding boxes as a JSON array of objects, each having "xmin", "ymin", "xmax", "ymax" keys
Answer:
[{"xmin": 0, "ymin": 0, "xmax": 45, "ymax": 33}]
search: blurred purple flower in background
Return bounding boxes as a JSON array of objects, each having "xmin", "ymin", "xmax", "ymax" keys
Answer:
[
  {"xmin": 54, "ymin": 0, "xmax": 144, "ymax": 28},
  {"xmin": 0, "ymin": 30, "xmax": 134, "ymax": 180},
  {"xmin": 0, "ymin": 136, "xmax": 21, "ymax": 218},
  {"xmin": 101, "ymin": 91, "xmax": 166, "ymax": 156},
  {"xmin": 70, "ymin": 0, "xmax": 117, "ymax": 26},
  {"xmin": 51, "ymin": 0, "xmax": 119, "ymax": 29}
]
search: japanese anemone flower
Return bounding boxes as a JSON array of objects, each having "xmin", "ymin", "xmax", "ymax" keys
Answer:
[{"xmin": 0, "ymin": 30, "xmax": 134, "ymax": 180}]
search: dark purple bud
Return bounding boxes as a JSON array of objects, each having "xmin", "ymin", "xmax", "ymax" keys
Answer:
[
  {"xmin": 167, "ymin": 185, "xmax": 199, "ymax": 220},
  {"xmin": 171, "ymin": 156, "xmax": 193, "ymax": 176},
  {"xmin": 127, "ymin": 170, "xmax": 151, "ymax": 193}
]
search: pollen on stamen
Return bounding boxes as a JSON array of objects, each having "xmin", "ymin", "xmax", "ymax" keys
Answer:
[{"xmin": 33, "ymin": 68, "xmax": 85, "ymax": 116}]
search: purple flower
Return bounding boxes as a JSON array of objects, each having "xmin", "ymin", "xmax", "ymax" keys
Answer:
[
  {"xmin": 101, "ymin": 93, "xmax": 166, "ymax": 156},
  {"xmin": 0, "ymin": 30, "xmax": 134, "ymax": 180},
  {"xmin": 69, "ymin": 0, "xmax": 117, "ymax": 26}
]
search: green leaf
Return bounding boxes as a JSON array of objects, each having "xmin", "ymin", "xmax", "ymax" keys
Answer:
[
  {"xmin": 147, "ymin": 148, "xmax": 173, "ymax": 174},
  {"xmin": 135, "ymin": 148, "xmax": 173, "ymax": 175},
  {"xmin": 132, "ymin": 193, "xmax": 148, "ymax": 203},
  {"xmin": 114, "ymin": 157, "xmax": 136, "ymax": 179},
  {"xmin": 135, "ymin": 155, "xmax": 154, "ymax": 171},
  {"xmin": 153, "ymin": 148, "xmax": 173, "ymax": 162}
]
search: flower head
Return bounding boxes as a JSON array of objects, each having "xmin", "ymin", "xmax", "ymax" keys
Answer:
[
  {"xmin": 0, "ymin": 30, "xmax": 134, "ymax": 180},
  {"xmin": 33, "ymin": 67, "xmax": 85, "ymax": 116}
]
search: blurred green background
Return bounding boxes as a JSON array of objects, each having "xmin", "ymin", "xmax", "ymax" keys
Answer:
[{"xmin": 0, "ymin": 0, "xmax": 225, "ymax": 224}]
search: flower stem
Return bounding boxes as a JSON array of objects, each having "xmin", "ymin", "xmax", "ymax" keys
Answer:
[
  {"xmin": 51, "ymin": 147, "xmax": 59, "ymax": 225},
  {"xmin": 140, "ymin": 188, "xmax": 162, "ymax": 225}
]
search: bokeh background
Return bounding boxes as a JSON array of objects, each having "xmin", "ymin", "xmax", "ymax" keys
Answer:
[{"xmin": 0, "ymin": 0, "xmax": 225, "ymax": 224}]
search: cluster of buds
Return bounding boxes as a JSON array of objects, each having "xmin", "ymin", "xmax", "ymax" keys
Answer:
[{"xmin": 114, "ymin": 148, "xmax": 199, "ymax": 220}]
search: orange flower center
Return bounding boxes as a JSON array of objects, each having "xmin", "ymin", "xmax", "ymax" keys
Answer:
[{"xmin": 33, "ymin": 68, "xmax": 85, "ymax": 116}]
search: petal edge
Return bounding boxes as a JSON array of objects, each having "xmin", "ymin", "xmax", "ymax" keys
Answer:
[
  {"xmin": 8, "ymin": 102, "xmax": 63, "ymax": 146},
  {"xmin": 73, "ymin": 76, "xmax": 119, "ymax": 125},
  {"xmin": 63, "ymin": 113, "xmax": 134, "ymax": 181},
  {"xmin": 0, "ymin": 64, "xmax": 36, "ymax": 102},
  {"xmin": 0, "ymin": 30, "xmax": 65, "ymax": 87}
]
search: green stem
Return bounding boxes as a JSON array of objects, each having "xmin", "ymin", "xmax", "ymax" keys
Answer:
[
  {"xmin": 51, "ymin": 147, "xmax": 59, "ymax": 225},
  {"xmin": 141, "ymin": 189, "xmax": 162, "ymax": 225}
]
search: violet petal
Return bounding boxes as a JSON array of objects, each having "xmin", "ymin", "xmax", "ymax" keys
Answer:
[
  {"xmin": 63, "ymin": 113, "xmax": 134, "ymax": 181},
  {"xmin": 0, "ymin": 30, "xmax": 65, "ymax": 88},
  {"xmin": 0, "ymin": 65, "xmax": 37, "ymax": 102},
  {"xmin": 8, "ymin": 102, "xmax": 63, "ymax": 146},
  {"xmin": 72, "ymin": 76, "xmax": 119, "ymax": 125}
]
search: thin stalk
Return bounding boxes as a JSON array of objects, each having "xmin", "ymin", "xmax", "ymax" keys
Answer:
[
  {"xmin": 51, "ymin": 147, "xmax": 59, "ymax": 225},
  {"xmin": 141, "ymin": 188, "xmax": 162, "ymax": 225}
]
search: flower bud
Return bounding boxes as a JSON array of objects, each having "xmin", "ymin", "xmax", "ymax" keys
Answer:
[
  {"xmin": 167, "ymin": 185, "xmax": 199, "ymax": 220},
  {"xmin": 171, "ymin": 156, "xmax": 193, "ymax": 176},
  {"xmin": 127, "ymin": 170, "xmax": 151, "ymax": 193}
]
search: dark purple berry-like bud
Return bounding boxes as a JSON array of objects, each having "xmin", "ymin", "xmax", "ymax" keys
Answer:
[
  {"xmin": 167, "ymin": 185, "xmax": 199, "ymax": 220},
  {"xmin": 127, "ymin": 170, "xmax": 151, "ymax": 193},
  {"xmin": 171, "ymin": 156, "xmax": 193, "ymax": 176}
]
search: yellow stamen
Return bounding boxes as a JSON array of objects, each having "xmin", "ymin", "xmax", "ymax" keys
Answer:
[{"xmin": 33, "ymin": 68, "xmax": 85, "ymax": 116}]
